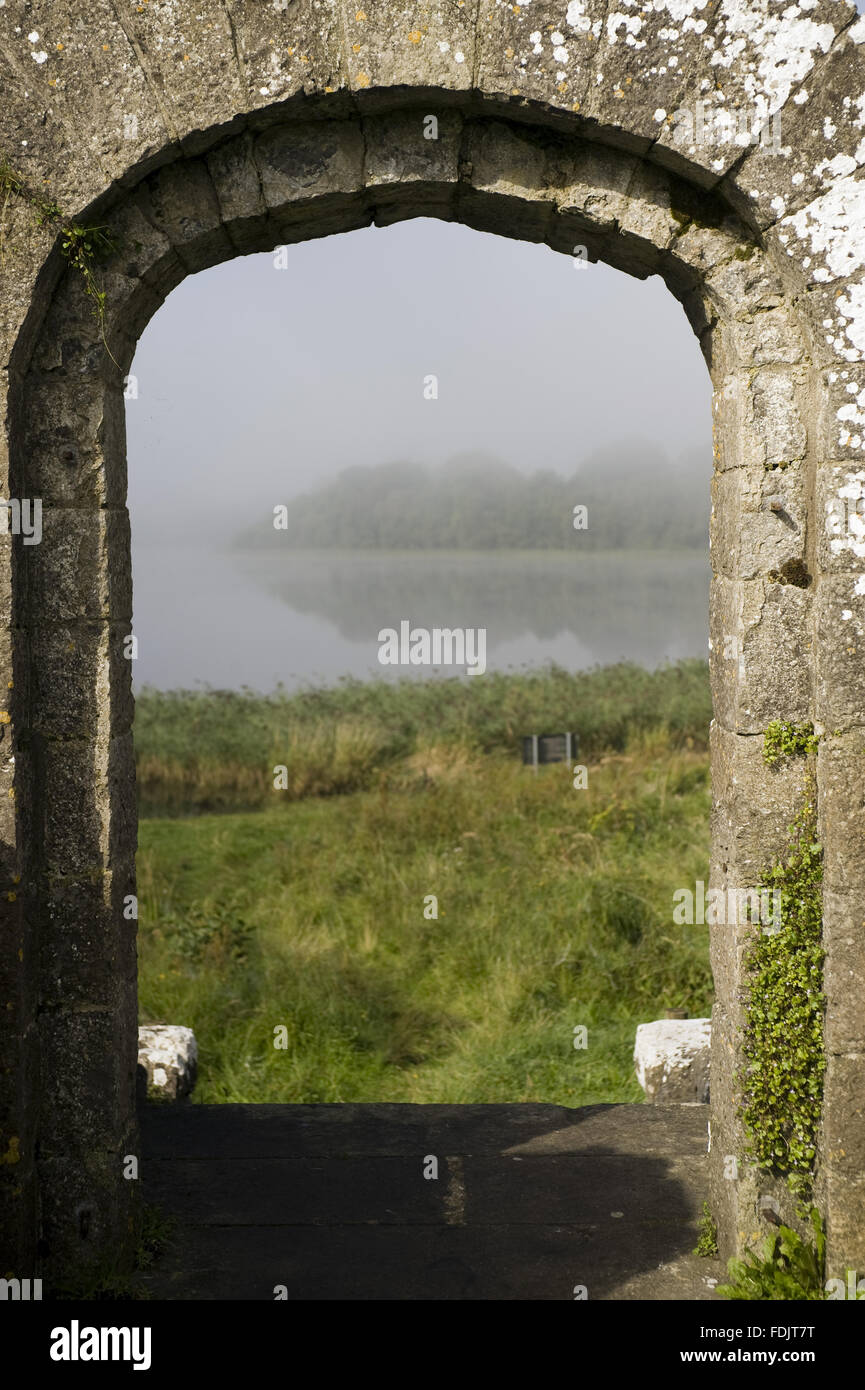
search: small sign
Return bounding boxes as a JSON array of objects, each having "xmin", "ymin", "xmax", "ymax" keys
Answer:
[{"xmin": 522, "ymin": 732, "xmax": 578, "ymax": 769}]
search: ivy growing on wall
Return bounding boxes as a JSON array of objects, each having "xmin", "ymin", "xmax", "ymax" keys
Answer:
[{"xmin": 740, "ymin": 749, "xmax": 825, "ymax": 1203}]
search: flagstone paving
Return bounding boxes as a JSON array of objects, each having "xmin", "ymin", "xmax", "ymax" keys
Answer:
[{"xmin": 140, "ymin": 1102, "xmax": 723, "ymax": 1300}]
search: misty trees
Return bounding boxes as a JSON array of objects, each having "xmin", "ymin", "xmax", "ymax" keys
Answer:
[{"xmin": 263, "ymin": 446, "xmax": 708, "ymax": 551}]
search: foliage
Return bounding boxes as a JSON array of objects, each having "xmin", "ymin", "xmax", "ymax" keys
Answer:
[
  {"xmin": 717, "ymin": 1208, "xmax": 825, "ymax": 1301},
  {"xmin": 248, "ymin": 450, "xmax": 710, "ymax": 552},
  {"xmin": 134, "ymin": 658, "xmax": 713, "ymax": 816},
  {"xmin": 739, "ymin": 783, "xmax": 825, "ymax": 1200},
  {"xmin": 694, "ymin": 1201, "xmax": 719, "ymax": 1257},
  {"xmin": 762, "ymin": 720, "xmax": 820, "ymax": 768},
  {"xmin": 153, "ymin": 900, "xmax": 256, "ymax": 964}
]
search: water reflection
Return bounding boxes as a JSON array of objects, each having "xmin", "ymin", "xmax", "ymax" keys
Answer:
[{"xmin": 132, "ymin": 543, "xmax": 709, "ymax": 692}]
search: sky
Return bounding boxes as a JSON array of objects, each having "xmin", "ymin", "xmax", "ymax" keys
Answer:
[{"xmin": 126, "ymin": 218, "xmax": 713, "ymax": 543}]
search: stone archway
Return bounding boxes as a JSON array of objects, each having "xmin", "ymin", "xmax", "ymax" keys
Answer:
[{"xmin": 1, "ymin": 1, "xmax": 863, "ymax": 1288}]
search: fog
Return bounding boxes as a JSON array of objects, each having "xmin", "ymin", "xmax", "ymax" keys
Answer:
[{"xmin": 127, "ymin": 218, "xmax": 714, "ymax": 690}]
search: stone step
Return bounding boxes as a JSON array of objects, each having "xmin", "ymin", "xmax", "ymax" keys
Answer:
[
  {"xmin": 139, "ymin": 1102, "xmax": 720, "ymax": 1300},
  {"xmin": 141, "ymin": 1100, "xmax": 710, "ymax": 1158}
]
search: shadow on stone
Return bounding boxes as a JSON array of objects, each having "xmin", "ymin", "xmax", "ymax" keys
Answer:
[{"xmin": 139, "ymin": 1102, "xmax": 721, "ymax": 1300}]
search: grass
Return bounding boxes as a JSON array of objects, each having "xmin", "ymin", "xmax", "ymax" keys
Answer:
[
  {"xmin": 136, "ymin": 662, "xmax": 713, "ymax": 1105},
  {"xmin": 134, "ymin": 657, "xmax": 712, "ymax": 816}
]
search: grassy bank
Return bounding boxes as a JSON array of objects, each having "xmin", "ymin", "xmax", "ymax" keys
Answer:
[
  {"xmin": 134, "ymin": 658, "xmax": 712, "ymax": 816},
  {"xmin": 137, "ymin": 663, "xmax": 713, "ymax": 1105}
]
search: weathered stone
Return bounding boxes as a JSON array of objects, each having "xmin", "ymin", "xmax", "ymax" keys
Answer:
[
  {"xmin": 40, "ymin": 871, "xmax": 137, "ymax": 1012},
  {"xmin": 22, "ymin": 508, "xmax": 132, "ymax": 624},
  {"xmin": 364, "ymin": 109, "xmax": 462, "ymax": 225},
  {"xmin": 226, "ymin": 0, "xmax": 344, "ymax": 116},
  {"xmin": 710, "ymin": 463, "xmax": 808, "ymax": 582},
  {"xmin": 254, "ymin": 121, "xmax": 365, "ymax": 210},
  {"xmin": 709, "ymin": 576, "xmax": 812, "ymax": 732},
  {"xmin": 22, "ymin": 378, "xmax": 130, "ymax": 509},
  {"xmin": 139, "ymin": 160, "xmax": 234, "ymax": 275},
  {"xmin": 476, "ymin": 0, "xmax": 606, "ymax": 124},
  {"xmin": 344, "ymin": 1, "xmax": 476, "ymax": 99},
  {"xmin": 822, "ymin": 891, "xmax": 865, "ymax": 1053},
  {"xmin": 816, "ymin": 574, "xmax": 865, "ymax": 725},
  {"xmin": 819, "ymin": 366, "xmax": 865, "ymax": 463},
  {"xmin": 819, "ymin": 734, "xmax": 865, "ymax": 897},
  {"xmin": 824, "ymin": 1052, "xmax": 865, "ymax": 1172},
  {"xmin": 0, "ymin": 0, "xmax": 862, "ymax": 1290},
  {"xmin": 37, "ymin": 733, "xmax": 132, "ymax": 874},
  {"xmin": 710, "ymin": 722, "xmax": 810, "ymax": 892},
  {"xmin": 723, "ymin": 15, "xmax": 863, "ymax": 230},
  {"xmin": 29, "ymin": 622, "xmax": 134, "ymax": 741},
  {"xmin": 634, "ymin": 1019, "xmax": 711, "ymax": 1103},
  {"xmin": 817, "ymin": 458, "xmax": 865, "ymax": 573},
  {"xmin": 138, "ymin": 1025, "xmax": 198, "ymax": 1102},
  {"xmin": 824, "ymin": 1168, "xmax": 865, "ymax": 1277}
]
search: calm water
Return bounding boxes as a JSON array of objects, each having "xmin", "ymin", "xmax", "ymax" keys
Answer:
[{"xmin": 130, "ymin": 544, "xmax": 710, "ymax": 692}]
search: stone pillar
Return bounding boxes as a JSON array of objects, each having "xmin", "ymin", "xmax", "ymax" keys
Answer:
[
  {"xmin": 16, "ymin": 286, "xmax": 140, "ymax": 1283},
  {"xmin": 705, "ymin": 272, "xmax": 817, "ymax": 1256},
  {"xmin": 815, "ymin": 443, "xmax": 865, "ymax": 1278}
]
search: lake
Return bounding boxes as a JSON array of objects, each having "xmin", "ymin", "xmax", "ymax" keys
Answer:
[{"xmin": 130, "ymin": 544, "xmax": 710, "ymax": 692}]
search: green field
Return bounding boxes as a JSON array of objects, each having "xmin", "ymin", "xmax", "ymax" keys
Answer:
[{"xmin": 136, "ymin": 660, "xmax": 713, "ymax": 1105}]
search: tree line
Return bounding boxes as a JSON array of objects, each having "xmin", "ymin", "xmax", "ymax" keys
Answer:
[{"xmin": 258, "ymin": 446, "xmax": 710, "ymax": 550}]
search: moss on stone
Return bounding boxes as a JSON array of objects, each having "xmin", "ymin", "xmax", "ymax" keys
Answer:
[
  {"xmin": 768, "ymin": 558, "xmax": 811, "ymax": 589},
  {"xmin": 739, "ymin": 777, "xmax": 825, "ymax": 1202},
  {"xmin": 763, "ymin": 720, "xmax": 820, "ymax": 767}
]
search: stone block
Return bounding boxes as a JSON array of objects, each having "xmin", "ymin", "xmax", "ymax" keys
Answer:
[
  {"xmin": 254, "ymin": 121, "xmax": 365, "ymax": 215},
  {"xmin": 138, "ymin": 1025, "xmax": 198, "ymax": 1102},
  {"xmin": 21, "ymin": 508, "xmax": 132, "ymax": 624},
  {"xmin": 634, "ymin": 1019, "xmax": 711, "ymax": 1103},
  {"xmin": 703, "ymin": 253, "xmax": 788, "ymax": 332},
  {"xmin": 824, "ymin": 1168, "xmax": 865, "ymax": 1279},
  {"xmin": 36, "ymin": 1005, "xmax": 137, "ymax": 1158},
  {"xmin": 227, "ymin": 0, "xmax": 344, "ymax": 114},
  {"xmin": 139, "ymin": 159, "xmax": 234, "ymax": 274},
  {"xmin": 824, "ymin": 1052, "xmax": 865, "ymax": 1173},
  {"xmin": 710, "ymin": 464, "xmax": 807, "ymax": 583},
  {"xmin": 21, "ymin": 378, "xmax": 127, "ymax": 509},
  {"xmin": 729, "ymin": 27, "xmax": 865, "ymax": 233},
  {"xmin": 709, "ymin": 576, "xmax": 812, "ymax": 733},
  {"xmin": 818, "ymin": 734, "xmax": 865, "ymax": 897},
  {"xmin": 476, "ymin": 0, "xmax": 605, "ymax": 121},
  {"xmin": 817, "ymin": 458, "xmax": 865, "ymax": 574},
  {"xmin": 823, "ymin": 892, "xmax": 865, "ymax": 1054},
  {"xmin": 363, "ymin": 109, "xmax": 462, "ymax": 223},
  {"xmin": 344, "ymin": 1, "xmax": 476, "ymax": 98},
  {"xmin": 40, "ymin": 871, "xmax": 137, "ymax": 1012},
  {"xmin": 39, "ymin": 733, "xmax": 135, "ymax": 877},
  {"xmin": 29, "ymin": 622, "xmax": 134, "ymax": 741},
  {"xmin": 710, "ymin": 722, "xmax": 810, "ymax": 884},
  {"xmin": 815, "ymin": 574, "xmax": 865, "ymax": 727}
]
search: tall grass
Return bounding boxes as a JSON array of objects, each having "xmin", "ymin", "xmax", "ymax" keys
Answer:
[
  {"xmin": 137, "ymin": 731, "xmax": 712, "ymax": 1105},
  {"xmin": 134, "ymin": 658, "xmax": 711, "ymax": 815}
]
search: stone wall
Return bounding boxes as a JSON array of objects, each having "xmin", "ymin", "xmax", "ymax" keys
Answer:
[{"xmin": 0, "ymin": 0, "xmax": 863, "ymax": 1285}]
